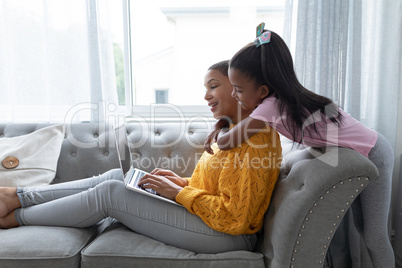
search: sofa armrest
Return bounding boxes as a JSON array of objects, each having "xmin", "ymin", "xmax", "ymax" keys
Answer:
[{"xmin": 258, "ymin": 147, "xmax": 379, "ymax": 268}]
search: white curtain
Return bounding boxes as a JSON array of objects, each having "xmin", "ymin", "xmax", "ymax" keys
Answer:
[
  {"xmin": 283, "ymin": 0, "xmax": 401, "ymax": 148},
  {"xmin": 0, "ymin": 0, "xmax": 118, "ymax": 123},
  {"xmin": 283, "ymin": 0, "xmax": 401, "ymax": 266}
]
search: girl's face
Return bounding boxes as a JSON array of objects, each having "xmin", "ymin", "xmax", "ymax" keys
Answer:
[
  {"xmin": 204, "ymin": 69, "xmax": 240, "ymax": 123},
  {"xmin": 228, "ymin": 68, "xmax": 269, "ymax": 111}
]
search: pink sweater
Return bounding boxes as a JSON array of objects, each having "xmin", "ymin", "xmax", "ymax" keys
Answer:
[{"xmin": 250, "ymin": 96, "xmax": 377, "ymax": 157}]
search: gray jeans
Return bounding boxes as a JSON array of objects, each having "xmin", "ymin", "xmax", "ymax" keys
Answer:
[
  {"xmin": 326, "ymin": 132, "xmax": 395, "ymax": 268},
  {"xmin": 362, "ymin": 132, "xmax": 395, "ymax": 267},
  {"xmin": 14, "ymin": 169, "xmax": 256, "ymax": 254}
]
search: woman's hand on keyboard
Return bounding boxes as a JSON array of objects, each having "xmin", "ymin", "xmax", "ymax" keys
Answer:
[{"xmin": 138, "ymin": 173, "xmax": 184, "ymax": 201}]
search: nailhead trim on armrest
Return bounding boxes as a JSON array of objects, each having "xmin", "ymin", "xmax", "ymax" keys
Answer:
[{"xmin": 290, "ymin": 176, "xmax": 370, "ymax": 268}]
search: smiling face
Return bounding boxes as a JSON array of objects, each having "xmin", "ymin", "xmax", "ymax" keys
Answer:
[
  {"xmin": 228, "ymin": 68, "xmax": 269, "ymax": 111},
  {"xmin": 204, "ymin": 69, "xmax": 241, "ymax": 123}
]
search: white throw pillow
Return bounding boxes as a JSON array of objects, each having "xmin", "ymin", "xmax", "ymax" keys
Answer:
[{"xmin": 0, "ymin": 124, "xmax": 65, "ymax": 187}]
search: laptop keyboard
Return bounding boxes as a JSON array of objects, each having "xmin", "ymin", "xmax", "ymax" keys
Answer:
[{"xmin": 134, "ymin": 170, "xmax": 158, "ymax": 195}]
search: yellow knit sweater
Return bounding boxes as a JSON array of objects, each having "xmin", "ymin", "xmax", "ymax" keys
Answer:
[{"xmin": 176, "ymin": 126, "xmax": 282, "ymax": 235}]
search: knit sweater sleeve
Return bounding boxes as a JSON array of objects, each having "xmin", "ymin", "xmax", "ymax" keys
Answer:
[{"xmin": 176, "ymin": 128, "xmax": 281, "ymax": 235}]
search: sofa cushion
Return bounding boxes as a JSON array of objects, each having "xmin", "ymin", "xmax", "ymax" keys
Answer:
[
  {"xmin": 81, "ymin": 224, "xmax": 265, "ymax": 268},
  {"xmin": 54, "ymin": 123, "xmax": 122, "ymax": 184},
  {"xmin": 0, "ymin": 226, "xmax": 96, "ymax": 268},
  {"xmin": 0, "ymin": 124, "xmax": 64, "ymax": 187}
]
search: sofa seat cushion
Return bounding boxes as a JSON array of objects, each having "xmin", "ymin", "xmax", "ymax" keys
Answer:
[
  {"xmin": 0, "ymin": 226, "xmax": 97, "ymax": 268},
  {"xmin": 81, "ymin": 225, "xmax": 265, "ymax": 268}
]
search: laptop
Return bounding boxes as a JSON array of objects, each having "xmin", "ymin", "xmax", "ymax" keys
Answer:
[{"xmin": 115, "ymin": 135, "xmax": 183, "ymax": 207}]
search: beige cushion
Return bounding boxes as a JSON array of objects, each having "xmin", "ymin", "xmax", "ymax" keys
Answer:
[{"xmin": 0, "ymin": 124, "xmax": 65, "ymax": 186}]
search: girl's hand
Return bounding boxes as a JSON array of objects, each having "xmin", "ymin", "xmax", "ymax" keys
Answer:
[
  {"xmin": 204, "ymin": 129, "xmax": 220, "ymax": 154},
  {"xmin": 138, "ymin": 173, "xmax": 183, "ymax": 201},
  {"xmin": 204, "ymin": 118, "xmax": 229, "ymax": 154},
  {"xmin": 149, "ymin": 168, "xmax": 188, "ymax": 187}
]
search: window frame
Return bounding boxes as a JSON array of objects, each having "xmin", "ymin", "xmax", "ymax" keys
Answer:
[{"xmin": 121, "ymin": 0, "xmax": 285, "ymax": 120}]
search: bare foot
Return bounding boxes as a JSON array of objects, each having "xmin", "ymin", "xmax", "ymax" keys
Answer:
[
  {"xmin": 0, "ymin": 211, "xmax": 19, "ymax": 229},
  {"xmin": 0, "ymin": 187, "xmax": 21, "ymax": 217}
]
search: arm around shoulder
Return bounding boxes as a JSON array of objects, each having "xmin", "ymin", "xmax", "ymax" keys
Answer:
[{"xmin": 216, "ymin": 117, "xmax": 267, "ymax": 150}]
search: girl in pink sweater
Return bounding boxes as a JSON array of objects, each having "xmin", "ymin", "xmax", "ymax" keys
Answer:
[{"xmin": 204, "ymin": 22, "xmax": 394, "ymax": 267}]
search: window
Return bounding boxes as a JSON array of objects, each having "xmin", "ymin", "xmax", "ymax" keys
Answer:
[
  {"xmin": 121, "ymin": 0, "xmax": 285, "ymax": 117},
  {"xmin": 110, "ymin": 1, "xmax": 126, "ymax": 106},
  {"xmin": 155, "ymin": 89, "xmax": 169, "ymax": 104}
]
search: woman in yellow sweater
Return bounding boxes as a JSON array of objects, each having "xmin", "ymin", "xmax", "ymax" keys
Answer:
[{"xmin": 0, "ymin": 60, "xmax": 282, "ymax": 253}]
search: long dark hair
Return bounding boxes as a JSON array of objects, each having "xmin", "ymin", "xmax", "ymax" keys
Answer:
[{"xmin": 229, "ymin": 30, "xmax": 343, "ymax": 143}]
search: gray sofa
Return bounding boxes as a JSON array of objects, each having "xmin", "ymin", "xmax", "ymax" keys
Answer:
[{"xmin": 0, "ymin": 122, "xmax": 379, "ymax": 268}]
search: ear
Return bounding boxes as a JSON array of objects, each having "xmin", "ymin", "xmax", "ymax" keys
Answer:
[{"xmin": 259, "ymin": 85, "xmax": 270, "ymax": 99}]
